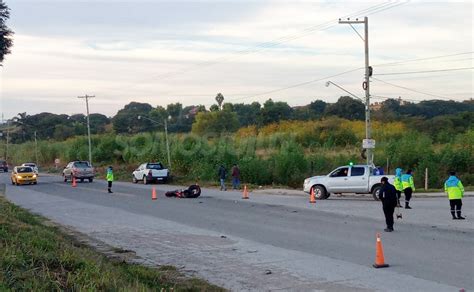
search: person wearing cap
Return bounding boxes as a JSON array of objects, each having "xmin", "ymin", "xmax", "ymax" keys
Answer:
[
  {"xmin": 379, "ymin": 176, "xmax": 398, "ymax": 232},
  {"xmin": 106, "ymin": 166, "xmax": 114, "ymax": 193},
  {"xmin": 444, "ymin": 171, "xmax": 465, "ymax": 220},
  {"xmin": 401, "ymin": 169, "xmax": 415, "ymax": 209}
]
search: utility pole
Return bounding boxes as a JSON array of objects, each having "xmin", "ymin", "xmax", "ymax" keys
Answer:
[
  {"xmin": 77, "ymin": 94, "xmax": 94, "ymax": 164},
  {"xmin": 339, "ymin": 16, "xmax": 373, "ymax": 166},
  {"xmin": 34, "ymin": 131, "xmax": 38, "ymax": 166},
  {"xmin": 164, "ymin": 118, "xmax": 171, "ymax": 169}
]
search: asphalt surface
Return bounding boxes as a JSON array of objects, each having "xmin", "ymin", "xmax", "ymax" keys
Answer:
[{"xmin": 1, "ymin": 173, "xmax": 473, "ymax": 291}]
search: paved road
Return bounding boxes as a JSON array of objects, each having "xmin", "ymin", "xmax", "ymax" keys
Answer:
[{"xmin": 1, "ymin": 173, "xmax": 473, "ymax": 291}]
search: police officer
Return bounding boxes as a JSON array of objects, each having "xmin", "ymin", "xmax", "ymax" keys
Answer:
[
  {"xmin": 379, "ymin": 177, "xmax": 398, "ymax": 232},
  {"xmin": 401, "ymin": 169, "xmax": 415, "ymax": 209},
  {"xmin": 444, "ymin": 171, "xmax": 465, "ymax": 220},
  {"xmin": 106, "ymin": 166, "xmax": 114, "ymax": 193},
  {"xmin": 394, "ymin": 168, "xmax": 403, "ymax": 207}
]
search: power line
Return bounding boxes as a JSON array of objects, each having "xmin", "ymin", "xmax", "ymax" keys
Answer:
[
  {"xmin": 374, "ymin": 67, "xmax": 473, "ymax": 76},
  {"xmin": 372, "ymin": 77, "xmax": 464, "ymax": 100},
  {"xmin": 372, "ymin": 51, "xmax": 473, "ymax": 67}
]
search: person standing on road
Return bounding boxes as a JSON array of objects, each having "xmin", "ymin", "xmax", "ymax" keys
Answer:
[
  {"xmin": 394, "ymin": 168, "xmax": 403, "ymax": 207},
  {"xmin": 231, "ymin": 164, "xmax": 241, "ymax": 190},
  {"xmin": 444, "ymin": 171, "xmax": 465, "ymax": 220},
  {"xmin": 106, "ymin": 166, "xmax": 114, "ymax": 194},
  {"xmin": 401, "ymin": 169, "xmax": 415, "ymax": 209},
  {"xmin": 218, "ymin": 165, "xmax": 227, "ymax": 191},
  {"xmin": 379, "ymin": 176, "xmax": 398, "ymax": 232}
]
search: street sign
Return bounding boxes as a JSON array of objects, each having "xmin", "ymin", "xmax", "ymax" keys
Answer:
[{"xmin": 363, "ymin": 139, "xmax": 376, "ymax": 149}]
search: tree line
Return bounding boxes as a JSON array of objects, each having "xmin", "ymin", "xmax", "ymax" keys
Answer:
[{"xmin": 2, "ymin": 95, "xmax": 473, "ymax": 144}]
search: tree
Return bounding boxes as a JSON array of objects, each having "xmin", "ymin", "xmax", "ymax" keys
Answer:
[
  {"xmin": 259, "ymin": 99, "xmax": 293, "ymax": 125},
  {"xmin": 191, "ymin": 110, "xmax": 239, "ymax": 135},
  {"xmin": 215, "ymin": 93, "xmax": 224, "ymax": 110},
  {"xmin": 308, "ymin": 100, "xmax": 327, "ymax": 117},
  {"xmin": 112, "ymin": 102, "xmax": 153, "ymax": 133},
  {"xmin": 0, "ymin": 1, "xmax": 13, "ymax": 64},
  {"xmin": 233, "ymin": 102, "xmax": 261, "ymax": 127},
  {"xmin": 324, "ymin": 96, "xmax": 364, "ymax": 120}
]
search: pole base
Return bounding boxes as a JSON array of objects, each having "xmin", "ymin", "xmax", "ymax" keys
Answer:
[{"xmin": 373, "ymin": 263, "xmax": 389, "ymax": 269}]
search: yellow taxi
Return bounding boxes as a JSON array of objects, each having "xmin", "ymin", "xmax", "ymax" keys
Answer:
[{"xmin": 11, "ymin": 166, "xmax": 38, "ymax": 185}]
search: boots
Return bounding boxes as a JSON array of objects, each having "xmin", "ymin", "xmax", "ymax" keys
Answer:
[
  {"xmin": 405, "ymin": 202, "xmax": 412, "ymax": 209},
  {"xmin": 451, "ymin": 211, "xmax": 457, "ymax": 220},
  {"xmin": 457, "ymin": 211, "xmax": 465, "ymax": 220},
  {"xmin": 108, "ymin": 188, "xmax": 113, "ymax": 194}
]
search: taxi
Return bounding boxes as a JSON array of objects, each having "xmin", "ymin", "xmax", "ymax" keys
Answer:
[{"xmin": 11, "ymin": 166, "xmax": 38, "ymax": 185}]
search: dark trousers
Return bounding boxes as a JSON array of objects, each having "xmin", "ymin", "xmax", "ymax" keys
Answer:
[
  {"xmin": 404, "ymin": 187, "xmax": 412, "ymax": 202},
  {"xmin": 108, "ymin": 181, "xmax": 112, "ymax": 189},
  {"xmin": 450, "ymin": 199, "xmax": 462, "ymax": 218},
  {"xmin": 396, "ymin": 191, "xmax": 401, "ymax": 205},
  {"xmin": 383, "ymin": 203, "xmax": 396, "ymax": 229}
]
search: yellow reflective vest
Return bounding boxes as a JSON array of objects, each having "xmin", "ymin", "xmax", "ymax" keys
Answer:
[
  {"xmin": 444, "ymin": 176, "xmax": 464, "ymax": 200},
  {"xmin": 401, "ymin": 174, "xmax": 415, "ymax": 191}
]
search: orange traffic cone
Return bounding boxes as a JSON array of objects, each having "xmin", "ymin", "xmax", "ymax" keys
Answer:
[
  {"xmin": 309, "ymin": 187, "xmax": 316, "ymax": 204},
  {"xmin": 152, "ymin": 187, "xmax": 157, "ymax": 200},
  {"xmin": 373, "ymin": 233, "xmax": 389, "ymax": 268},
  {"xmin": 72, "ymin": 176, "xmax": 77, "ymax": 187},
  {"xmin": 242, "ymin": 185, "xmax": 249, "ymax": 199}
]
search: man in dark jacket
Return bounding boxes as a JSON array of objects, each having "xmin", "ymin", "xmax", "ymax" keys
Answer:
[
  {"xmin": 379, "ymin": 177, "xmax": 398, "ymax": 232},
  {"xmin": 218, "ymin": 165, "xmax": 227, "ymax": 191}
]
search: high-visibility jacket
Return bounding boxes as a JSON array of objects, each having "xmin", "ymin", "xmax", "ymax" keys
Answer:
[
  {"xmin": 401, "ymin": 174, "xmax": 415, "ymax": 191},
  {"xmin": 444, "ymin": 176, "xmax": 464, "ymax": 200},
  {"xmin": 106, "ymin": 170, "xmax": 114, "ymax": 182},
  {"xmin": 394, "ymin": 168, "xmax": 403, "ymax": 191}
]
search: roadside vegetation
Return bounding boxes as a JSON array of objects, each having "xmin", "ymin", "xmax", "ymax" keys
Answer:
[
  {"xmin": 0, "ymin": 194, "xmax": 223, "ymax": 291},
  {"xmin": 1, "ymin": 98, "xmax": 473, "ymax": 189}
]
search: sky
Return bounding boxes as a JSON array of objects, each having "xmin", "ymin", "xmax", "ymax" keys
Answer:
[{"xmin": 0, "ymin": 0, "xmax": 472, "ymax": 119}]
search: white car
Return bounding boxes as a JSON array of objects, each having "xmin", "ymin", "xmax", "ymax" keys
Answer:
[
  {"xmin": 21, "ymin": 162, "xmax": 39, "ymax": 175},
  {"xmin": 303, "ymin": 164, "xmax": 395, "ymax": 200},
  {"xmin": 132, "ymin": 162, "xmax": 170, "ymax": 184}
]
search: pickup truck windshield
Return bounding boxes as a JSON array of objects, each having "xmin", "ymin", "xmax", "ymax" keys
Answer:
[
  {"xmin": 17, "ymin": 167, "xmax": 33, "ymax": 173},
  {"xmin": 147, "ymin": 163, "xmax": 163, "ymax": 170}
]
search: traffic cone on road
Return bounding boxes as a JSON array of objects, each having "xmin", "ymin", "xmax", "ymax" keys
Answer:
[
  {"xmin": 373, "ymin": 233, "xmax": 389, "ymax": 268},
  {"xmin": 309, "ymin": 187, "xmax": 316, "ymax": 204},
  {"xmin": 242, "ymin": 185, "xmax": 249, "ymax": 199},
  {"xmin": 72, "ymin": 177, "xmax": 77, "ymax": 187},
  {"xmin": 152, "ymin": 187, "xmax": 157, "ymax": 200}
]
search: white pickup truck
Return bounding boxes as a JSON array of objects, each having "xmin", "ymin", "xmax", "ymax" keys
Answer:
[
  {"xmin": 303, "ymin": 164, "xmax": 395, "ymax": 200},
  {"xmin": 132, "ymin": 162, "xmax": 170, "ymax": 184}
]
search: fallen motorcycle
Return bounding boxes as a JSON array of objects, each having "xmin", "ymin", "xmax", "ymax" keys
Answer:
[{"xmin": 165, "ymin": 184, "xmax": 201, "ymax": 198}]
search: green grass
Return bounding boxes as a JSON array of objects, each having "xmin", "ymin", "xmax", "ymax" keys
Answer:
[{"xmin": 0, "ymin": 194, "xmax": 224, "ymax": 291}]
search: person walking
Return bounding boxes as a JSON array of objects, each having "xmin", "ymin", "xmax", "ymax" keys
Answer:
[
  {"xmin": 106, "ymin": 166, "xmax": 114, "ymax": 193},
  {"xmin": 444, "ymin": 171, "xmax": 465, "ymax": 220},
  {"xmin": 379, "ymin": 176, "xmax": 398, "ymax": 232},
  {"xmin": 401, "ymin": 169, "xmax": 415, "ymax": 209},
  {"xmin": 218, "ymin": 165, "xmax": 227, "ymax": 191},
  {"xmin": 394, "ymin": 168, "xmax": 403, "ymax": 207},
  {"xmin": 231, "ymin": 164, "xmax": 241, "ymax": 190}
]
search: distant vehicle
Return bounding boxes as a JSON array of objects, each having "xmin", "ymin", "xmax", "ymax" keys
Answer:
[
  {"xmin": 11, "ymin": 166, "xmax": 37, "ymax": 185},
  {"xmin": 132, "ymin": 162, "xmax": 170, "ymax": 184},
  {"xmin": 21, "ymin": 162, "xmax": 39, "ymax": 175},
  {"xmin": 0, "ymin": 160, "xmax": 8, "ymax": 172},
  {"xmin": 63, "ymin": 161, "xmax": 95, "ymax": 183},
  {"xmin": 303, "ymin": 164, "xmax": 395, "ymax": 200}
]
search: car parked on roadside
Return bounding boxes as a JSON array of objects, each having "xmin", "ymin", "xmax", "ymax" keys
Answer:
[
  {"xmin": 63, "ymin": 161, "xmax": 95, "ymax": 183},
  {"xmin": 303, "ymin": 164, "xmax": 395, "ymax": 200},
  {"xmin": 11, "ymin": 166, "xmax": 37, "ymax": 185},
  {"xmin": 0, "ymin": 160, "xmax": 8, "ymax": 172},
  {"xmin": 21, "ymin": 162, "xmax": 39, "ymax": 175},
  {"xmin": 132, "ymin": 162, "xmax": 170, "ymax": 184}
]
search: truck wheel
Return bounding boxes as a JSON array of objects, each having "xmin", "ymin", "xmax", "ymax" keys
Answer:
[
  {"xmin": 88, "ymin": 178, "xmax": 93, "ymax": 183},
  {"xmin": 312, "ymin": 185, "xmax": 328, "ymax": 200},
  {"xmin": 64, "ymin": 175, "xmax": 67, "ymax": 182},
  {"xmin": 132, "ymin": 176, "xmax": 138, "ymax": 183},
  {"xmin": 372, "ymin": 185, "xmax": 381, "ymax": 201},
  {"xmin": 80, "ymin": 178, "xmax": 84, "ymax": 183}
]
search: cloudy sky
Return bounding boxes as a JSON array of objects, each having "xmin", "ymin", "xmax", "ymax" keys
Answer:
[{"xmin": 0, "ymin": 0, "xmax": 472, "ymax": 119}]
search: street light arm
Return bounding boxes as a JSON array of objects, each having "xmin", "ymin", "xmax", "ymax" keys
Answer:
[
  {"xmin": 325, "ymin": 81, "xmax": 363, "ymax": 101},
  {"xmin": 137, "ymin": 115, "xmax": 164, "ymax": 126}
]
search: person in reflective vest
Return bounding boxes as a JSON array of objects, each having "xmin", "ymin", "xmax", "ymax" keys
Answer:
[
  {"xmin": 444, "ymin": 171, "xmax": 465, "ymax": 220},
  {"xmin": 401, "ymin": 169, "xmax": 415, "ymax": 209},
  {"xmin": 106, "ymin": 166, "xmax": 114, "ymax": 194},
  {"xmin": 394, "ymin": 168, "xmax": 403, "ymax": 207}
]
